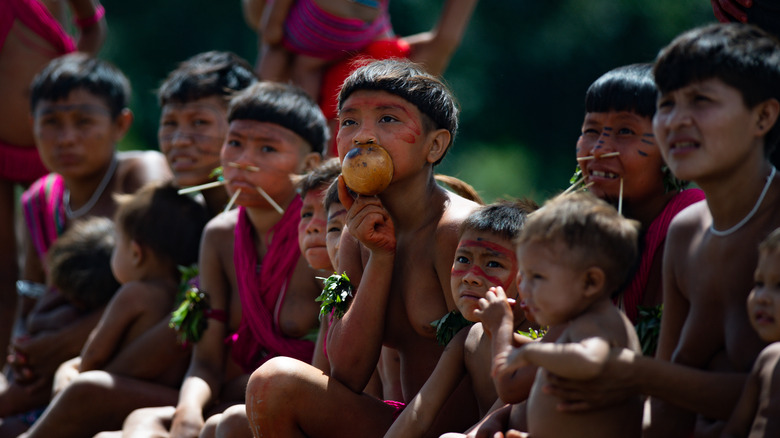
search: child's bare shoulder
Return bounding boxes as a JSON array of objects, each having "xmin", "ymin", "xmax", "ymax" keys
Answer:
[
  {"xmin": 203, "ymin": 209, "xmax": 240, "ymax": 240},
  {"xmin": 667, "ymin": 199, "xmax": 708, "ymax": 242},
  {"xmin": 115, "ymin": 150, "xmax": 171, "ymax": 193},
  {"xmin": 568, "ymin": 304, "xmax": 639, "ymax": 350},
  {"xmin": 111, "ymin": 280, "xmax": 171, "ymax": 314},
  {"xmin": 756, "ymin": 342, "xmax": 780, "ymax": 370}
]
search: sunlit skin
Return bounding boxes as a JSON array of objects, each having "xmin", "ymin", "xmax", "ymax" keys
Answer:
[
  {"xmin": 109, "ymin": 228, "xmax": 136, "ymax": 286},
  {"xmin": 220, "ymin": 120, "xmax": 316, "ymax": 210},
  {"xmin": 517, "ymin": 239, "xmax": 593, "ymax": 327},
  {"xmin": 32, "ymin": 89, "xmax": 126, "ymax": 182},
  {"xmin": 298, "ymin": 187, "xmax": 332, "ymax": 271},
  {"xmin": 653, "ymin": 78, "xmax": 764, "ymax": 185},
  {"xmin": 577, "ymin": 111, "xmax": 666, "ymax": 206},
  {"xmin": 325, "ymin": 202, "xmax": 346, "ymax": 269},
  {"xmin": 159, "ymin": 97, "xmax": 228, "ymax": 188},
  {"xmin": 336, "ymin": 90, "xmax": 433, "ymax": 185},
  {"xmin": 450, "ymin": 230, "xmax": 519, "ymax": 322},
  {"xmin": 747, "ymin": 249, "xmax": 780, "ymax": 343}
]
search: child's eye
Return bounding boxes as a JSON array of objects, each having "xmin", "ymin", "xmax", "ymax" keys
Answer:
[
  {"xmin": 657, "ymin": 98, "xmax": 673, "ymax": 110},
  {"xmin": 226, "ymin": 139, "xmax": 241, "ymax": 147},
  {"xmin": 486, "ymin": 260, "xmax": 505, "ymax": 269},
  {"xmin": 76, "ymin": 117, "xmax": 95, "ymax": 127},
  {"xmin": 455, "ymin": 256, "xmax": 470, "ymax": 264},
  {"xmin": 301, "ymin": 211, "xmax": 313, "ymax": 219},
  {"xmin": 582, "ymin": 128, "xmax": 600, "ymax": 136},
  {"xmin": 193, "ymin": 119, "xmax": 209, "ymax": 127},
  {"xmin": 340, "ymin": 118, "xmax": 356, "ymax": 128},
  {"xmin": 617, "ymin": 127, "xmax": 635, "ymax": 135},
  {"xmin": 379, "ymin": 115, "xmax": 398, "ymax": 123},
  {"xmin": 161, "ymin": 119, "xmax": 177, "ymax": 128},
  {"xmin": 261, "ymin": 145, "xmax": 276, "ymax": 153},
  {"xmin": 755, "ymin": 281, "xmax": 765, "ymax": 288},
  {"xmin": 327, "ymin": 226, "xmax": 342, "ymax": 233}
]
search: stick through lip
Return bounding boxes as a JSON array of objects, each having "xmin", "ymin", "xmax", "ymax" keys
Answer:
[
  {"xmin": 562, "ymin": 175, "xmax": 585, "ymax": 196},
  {"xmin": 177, "ymin": 180, "xmax": 226, "ymax": 195},
  {"xmin": 223, "ymin": 188, "xmax": 241, "ymax": 214},
  {"xmin": 618, "ymin": 178, "xmax": 624, "ymax": 216},
  {"xmin": 256, "ymin": 186, "xmax": 284, "ymax": 215},
  {"xmin": 576, "ymin": 151, "xmax": 621, "ymax": 161},
  {"xmin": 227, "ymin": 162, "xmax": 260, "ymax": 172}
]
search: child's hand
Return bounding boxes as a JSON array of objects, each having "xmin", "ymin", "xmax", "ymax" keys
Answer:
[
  {"xmin": 338, "ymin": 176, "xmax": 396, "ymax": 254},
  {"xmin": 474, "ymin": 287, "xmax": 514, "ymax": 338},
  {"xmin": 170, "ymin": 406, "xmax": 205, "ymax": 438}
]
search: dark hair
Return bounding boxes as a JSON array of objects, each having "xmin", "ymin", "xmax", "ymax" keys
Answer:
[
  {"xmin": 518, "ymin": 192, "xmax": 640, "ymax": 296},
  {"xmin": 228, "ymin": 82, "xmax": 329, "ymax": 155},
  {"xmin": 461, "ymin": 199, "xmax": 539, "ymax": 242},
  {"xmin": 654, "ymin": 23, "xmax": 780, "ymax": 155},
  {"xmin": 299, "ymin": 158, "xmax": 341, "ymax": 198},
  {"xmin": 323, "ymin": 178, "xmax": 342, "ymax": 213},
  {"xmin": 30, "ymin": 53, "xmax": 131, "ymax": 119},
  {"xmin": 585, "ymin": 63, "xmax": 657, "ymax": 119},
  {"xmin": 114, "ymin": 182, "xmax": 209, "ymax": 273},
  {"xmin": 48, "ymin": 217, "xmax": 120, "ymax": 311},
  {"xmin": 338, "ymin": 59, "xmax": 459, "ymax": 164},
  {"xmin": 158, "ymin": 51, "xmax": 257, "ymax": 106}
]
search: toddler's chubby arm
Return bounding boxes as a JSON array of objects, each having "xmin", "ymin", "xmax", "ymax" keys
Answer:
[
  {"xmin": 79, "ymin": 283, "xmax": 147, "ymax": 372},
  {"xmin": 722, "ymin": 344, "xmax": 780, "ymax": 438},
  {"xmin": 505, "ymin": 337, "xmax": 610, "ymax": 382},
  {"xmin": 259, "ymin": 0, "xmax": 294, "ymax": 46},
  {"xmin": 326, "ymin": 177, "xmax": 396, "ymax": 393},
  {"xmin": 385, "ymin": 327, "xmax": 469, "ymax": 438}
]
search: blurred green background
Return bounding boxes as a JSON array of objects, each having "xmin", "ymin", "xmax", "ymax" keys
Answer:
[{"xmin": 96, "ymin": 0, "xmax": 714, "ymax": 203}]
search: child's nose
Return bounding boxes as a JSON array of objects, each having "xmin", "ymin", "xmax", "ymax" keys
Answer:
[
  {"xmin": 306, "ymin": 218, "xmax": 324, "ymax": 234},
  {"xmin": 462, "ymin": 269, "xmax": 483, "ymax": 286}
]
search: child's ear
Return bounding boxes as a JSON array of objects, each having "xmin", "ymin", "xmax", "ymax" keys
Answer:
[
  {"xmin": 130, "ymin": 240, "xmax": 145, "ymax": 266},
  {"xmin": 112, "ymin": 108, "xmax": 134, "ymax": 142},
  {"xmin": 582, "ymin": 267, "xmax": 606, "ymax": 299},
  {"xmin": 755, "ymin": 98, "xmax": 780, "ymax": 137},
  {"xmin": 425, "ymin": 129, "xmax": 451, "ymax": 164},
  {"xmin": 301, "ymin": 153, "xmax": 322, "ymax": 173}
]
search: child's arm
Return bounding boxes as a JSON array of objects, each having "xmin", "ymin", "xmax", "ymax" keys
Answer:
[
  {"xmin": 501, "ymin": 337, "xmax": 610, "ymax": 381},
  {"xmin": 384, "ymin": 327, "xmax": 469, "ymax": 438},
  {"xmin": 79, "ymin": 283, "xmax": 145, "ymax": 372},
  {"xmin": 721, "ymin": 364, "xmax": 761, "ymax": 438},
  {"xmin": 327, "ymin": 179, "xmax": 396, "ymax": 392},
  {"xmin": 260, "ymin": 0, "xmax": 294, "ymax": 46},
  {"xmin": 67, "ymin": 0, "xmax": 107, "ymax": 54},
  {"xmin": 404, "ymin": 0, "xmax": 480, "ymax": 76}
]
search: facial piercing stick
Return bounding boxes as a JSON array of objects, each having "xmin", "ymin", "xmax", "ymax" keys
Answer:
[
  {"xmin": 223, "ymin": 188, "xmax": 241, "ymax": 214},
  {"xmin": 256, "ymin": 186, "xmax": 285, "ymax": 215},
  {"xmin": 177, "ymin": 180, "xmax": 226, "ymax": 195},
  {"xmin": 227, "ymin": 162, "xmax": 260, "ymax": 172},
  {"xmin": 576, "ymin": 151, "xmax": 621, "ymax": 162},
  {"xmin": 562, "ymin": 175, "xmax": 585, "ymax": 196},
  {"xmin": 618, "ymin": 178, "xmax": 624, "ymax": 216}
]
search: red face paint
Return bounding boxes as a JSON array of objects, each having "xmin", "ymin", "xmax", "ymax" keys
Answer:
[{"xmin": 455, "ymin": 239, "xmax": 518, "ymax": 290}]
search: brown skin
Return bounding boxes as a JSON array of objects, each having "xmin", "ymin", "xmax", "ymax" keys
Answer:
[{"xmin": 245, "ymin": 90, "xmax": 480, "ymax": 437}]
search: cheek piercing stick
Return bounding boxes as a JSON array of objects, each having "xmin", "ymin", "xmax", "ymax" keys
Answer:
[
  {"xmin": 576, "ymin": 151, "xmax": 621, "ymax": 162},
  {"xmin": 562, "ymin": 175, "xmax": 584, "ymax": 196},
  {"xmin": 256, "ymin": 186, "xmax": 285, "ymax": 215},
  {"xmin": 177, "ymin": 179, "xmax": 226, "ymax": 195},
  {"xmin": 618, "ymin": 178, "xmax": 624, "ymax": 216},
  {"xmin": 223, "ymin": 188, "xmax": 242, "ymax": 214},
  {"xmin": 227, "ymin": 162, "xmax": 260, "ymax": 172}
]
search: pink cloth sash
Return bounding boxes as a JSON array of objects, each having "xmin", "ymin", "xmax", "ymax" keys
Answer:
[
  {"xmin": 616, "ymin": 188, "xmax": 705, "ymax": 323},
  {"xmin": 1, "ymin": 0, "xmax": 76, "ymax": 53},
  {"xmin": 21, "ymin": 173, "xmax": 66, "ymax": 269},
  {"xmin": 231, "ymin": 198, "xmax": 314, "ymax": 372}
]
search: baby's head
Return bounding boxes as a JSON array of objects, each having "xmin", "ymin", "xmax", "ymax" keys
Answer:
[
  {"xmin": 747, "ymin": 228, "xmax": 780, "ymax": 343},
  {"xmin": 112, "ymin": 182, "xmax": 209, "ymax": 283},
  {"xmin": 337, "ymin": 59, "xmax": 459, "ymax": 165},
  {"xmin": 516, "ymin": 193, "xmax": 639, "ymax": 326},
  {"xmin": 158, "ymin": 51, "xmax": 257, "ymax": 187},
  {"xmin": 47, "ymin": 217, "xmax": 120, "ymax": 312},
  {"xmin": 297, "ymin": 158, "xmax": 342, "ymax": 271},
  {"xmin": 654, "ymin": 23, "xmax": 780, "ymax": 160},
  {"xmin": 323, "ymin": 178, "xmax": 345, "ymax": 270},
  {"xmin": 451, "ymin": 199, "xmax": 538, "ymax": 322}
]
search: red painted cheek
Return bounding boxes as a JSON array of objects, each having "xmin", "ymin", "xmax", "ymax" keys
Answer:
[{"xmin": 451, "ymin": 268, "xmax": 467, "ymax": 277}]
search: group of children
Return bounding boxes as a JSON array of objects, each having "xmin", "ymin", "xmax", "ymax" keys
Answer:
[{"xmin": 2, "ymin": 13, "xmax": 780, "ymax": 438}]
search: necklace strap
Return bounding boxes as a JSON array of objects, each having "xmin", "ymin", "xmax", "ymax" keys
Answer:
[
  {"xmin": 64, "ymin": 156, "xmax": 119, "ymax": 220},
  {"xmin": 710, "ymin": 166, "xmax": 776, "ymax": 237}
]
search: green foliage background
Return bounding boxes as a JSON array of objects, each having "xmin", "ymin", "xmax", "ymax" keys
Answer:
[{"xmin": 99, "ymin": 0, "xmax": 714, "ymax": 203}]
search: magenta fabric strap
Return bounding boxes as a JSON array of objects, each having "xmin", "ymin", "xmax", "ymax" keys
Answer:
[
  {"xmin": 21, "ymin": 173, "xmax": 66, "ymax": 270},
  {"xmin": 282, "ymin": 0, "xmax": 392, "ymax": 60},
  {"xmin": 73, "ymin": 4, "xmax": 104, "ymax": 29},
  {"xmin": 616, "ymin": 188, "xmax": 705, "ymax": 322},
  {"xmin": 1, "ymin": 0, "xmax": 76, "ymax": 53},
  {"xmin": 231, "ymin": 198, "xmax": 314, "ymax": 372}
]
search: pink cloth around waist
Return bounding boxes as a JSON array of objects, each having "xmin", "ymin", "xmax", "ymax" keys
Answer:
[{"xmin": 283, "ymin": 0, "xmax": 392, "ymax": 60}]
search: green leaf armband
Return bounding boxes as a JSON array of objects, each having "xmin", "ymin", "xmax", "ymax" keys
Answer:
[
  {"xmin": 168, "ymin": 264, "xmax": 211, "ymax": 346},
  {"xmin": 430, "ymin": 310, "xmax": 474, "ymax": 346},
  {"xmin": 315, "ymin": 272, "xmax": 354, "ymax": 320}
]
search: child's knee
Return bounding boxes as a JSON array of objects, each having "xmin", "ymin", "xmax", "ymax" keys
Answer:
[
  {"xmin": 246, "ymin": 357, "xmax": 308, "ymax": 411},
  {"xmin": 214, "ymin": 405, "xmax": 251, "ymax": 438}
]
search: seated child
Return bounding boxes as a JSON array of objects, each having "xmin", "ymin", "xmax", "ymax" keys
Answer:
[
  {"xmin": 723, "ymin": 227, "xmax": 780, "ymax": 438},
  {"xmin": 5, "ymin": 51, "xmax": 170, "ymax": 423},
  {"xmin": 479, "ymin": 192, "xmax": 643, "ymax": 438},
  {"xmin": 298, "ymin": 157, "xmax": 342, "ymax": 272},
  {"xmin": 18, "ymin": 182, "xmax": 209, "ymax": 438},
  {"xmin": 0, "ymin": 216, "xmax": 119, "ymax": 434},
  {"xmin": 323, "ymin": 177, "xmax": 346, "ymax": 271},
  {"xmin": 157, "ymin": 50, "xmax": 257, "ymax": 216},
  {"xmin": 385, "ymin": 200, "xmax": 537, "ymax": 438}
]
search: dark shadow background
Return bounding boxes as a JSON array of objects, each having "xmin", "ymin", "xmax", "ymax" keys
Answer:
[{"xmin": 90, "ymin": 0, "xmax": 714, "ymax": 203}]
